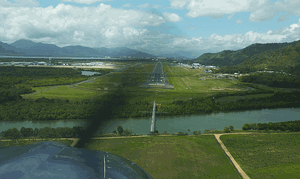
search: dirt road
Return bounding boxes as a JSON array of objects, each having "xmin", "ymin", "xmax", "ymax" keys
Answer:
[{"xmin": 214, "ymin": 134, "xmax": 251, "ymax": 179}]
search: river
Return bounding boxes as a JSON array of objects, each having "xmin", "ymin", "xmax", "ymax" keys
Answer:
[{"xmin": 0, "ymin": 108, "xmax": 299, "ymax": 135}]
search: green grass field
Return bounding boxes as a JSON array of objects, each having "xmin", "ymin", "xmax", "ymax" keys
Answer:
[
  {"xmin": 22, "ymin": 62, "xmax": 279, "ymax": 104},
  {"xmin": 0, "ymin": 138, "xmax": 74, "ymax": 147},
  {"xmin": 76, "ymin": 63, "xmax": 154, "ymax": 91},
  {"xmin": 165, "ymin": 65, "xmax": 246, "ymax": 93},
  {"xmin": 31, "ymin": 86, "xmax": 52, "ymax": 92},
  {"xmin": 220, "ymin": 133, "xmax": 300, "ymax": 179},
  {"xmin": 22, "ymin": 86, "xmax": 105, "ymax": 101},
  {"xmin": 136, "ymin": 64, "xmax": 252, "ymax": 103},
  {"xmin": 84, "ymin": 135, "xmax": 241, "ymax": 179}
]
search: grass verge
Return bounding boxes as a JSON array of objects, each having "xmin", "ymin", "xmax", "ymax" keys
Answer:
[
  {"xmin": 220, "ymin": 133, "xmax": 300, "ymax": 179},
  {"xmin": 84, "ymin": 135, "xmax": 241, "ymax": 179}
]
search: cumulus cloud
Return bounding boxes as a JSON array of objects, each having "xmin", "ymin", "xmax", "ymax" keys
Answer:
[
  {"xmin": 169, "ymin": 0, "xmax": 190, "ymax": 8},
  {"xmin": 235, "ymin": 19, "xmax": 243, "ymax": 24},
  {"xmin": 169, "ymin": 0, "xmax": 300, "ymax": 22},
  {"xmin": 1, "ymin": 1, "xmax": 300, "ymax": 58},
  {"xmin": 0, "ymin": 3, "xmax": 167, "ymax": 47},
  {"xmin": 165, "ymin": 19, "xmax": 300, "ymax": 57},
  {"xmin": 122, "ymin": 3, "xmax": 130, "ymax": 8},
  {"xmin": 249, "ymin": 0, "xmax": 300, "ymax": 22},
  {"xmin": 169, "ymin": 0, "xmax": 267, "ymax": 18},
  {"xmin": 0, "ymin": 0, "xmax": 39, "ymax": 7},
  {"xmin": 163, "ymin": 12, "xmax": 181, "ymax": 22},
  {"xmin": 138, "ymin": 3, "xmax": 160, "ymax": 9},
  {"xmin": 277, "ymin": 14, "xmax": 289, "ymax": 22},
  {"xmin": 61, "ymin": 0, "xmax": 110, "ymax": 4}
]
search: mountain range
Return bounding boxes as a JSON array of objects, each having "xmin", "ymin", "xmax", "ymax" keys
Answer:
[
  {"xmin": 0, "ymin": 39, "xmax": 158, "ymax": 58},
  {"xmin": 2, "ymin": 39, "xmax": 300, "ymax": 63},
  {"xmin": 193, "ymin": 41, "xmax": 293, "ymax": 66}
]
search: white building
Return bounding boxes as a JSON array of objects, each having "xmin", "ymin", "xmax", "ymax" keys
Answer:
[{"xmin": 37, "ymin": 62, "xmax": 47, "ymax": 65}]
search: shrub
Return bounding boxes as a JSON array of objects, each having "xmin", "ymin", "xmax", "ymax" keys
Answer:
[
  {"xmin": 123, "ymin": 129, "xmax": 133, "ymax": 136},
  {"xmin": 177, "ymin": 131, "xmax": 185, "ymax": 136},
  {"xmin": 242, "ymin": 123, "xmax": 250, "ymax": 130},
  {"xmin": 204, "ymin": 129, "xmax": 210, "ymax": 134},
  {"xmin": 117, "ymin": 126, "xmax": 123, "ymax": 135},
  {"xmin": 224, "ymin": 127, "xmax": 230, "ymax": 133},
  {"xmin": 162, "ymin": 131, "xmax": 169, "ymax": 135},
  {"xmin": 229, "ymin": 125, "xmax": 234, "ymax": 131}
]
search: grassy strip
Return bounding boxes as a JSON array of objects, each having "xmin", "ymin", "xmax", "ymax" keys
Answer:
[
  {"xmin": 84, "ymin": 135, "xmax": 241, "ymax": 179},
  {"xmin": 220, "ymin": 133, "xmax": 300, "ymax": 179}
]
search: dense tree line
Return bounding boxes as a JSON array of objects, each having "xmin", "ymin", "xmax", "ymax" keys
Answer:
[
  {"xmin": 158, "ymin": 91, "xmax": 300, "ymax": 117},
  {"xmin": 0, "ymin": 97, "xmax": 153, "ymax": 121},
  {"xmin": 0, "ymin": 66, "xmax": 88, "ymax": 87},
  {"xmin": 239, "ymin": 73, "xmax": 300, "ymax": 88},
  {"xmin": 0, "ymin": 66, "xmax": 90, "ymax": 104},
  {"xmin": 242, "ymin": 120, "xmax": 300, "ymax": 132},
  {"xmin": 0, "ymin": 84, "xmax": 35, "ymax": 104},
  {"xmin": 0, "ymin": 126, "xmax": 85, "ymax": 139},
  {"xmin": 0, "ymin": 91, "xmax": 300, "ymax": 121}
]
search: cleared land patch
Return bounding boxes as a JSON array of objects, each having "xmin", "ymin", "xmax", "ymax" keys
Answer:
[
  {"xmin": 221, "ymin": 133, "xmax": 300, "ymax": 179},
  {"xmin": 84, "ymin": 135, "xmax": 241, "ymax": 179}
]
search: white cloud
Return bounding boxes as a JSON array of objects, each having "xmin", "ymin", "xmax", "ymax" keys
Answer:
[
  {"xmin": 277, "ymin": 14, "xmax": 289, "ymax": 22},
  {"xmin": 169, "ymin": 0, "xmax": 190, "ymax": 8},
  {"xmin": 1, "ymin": 1, "xmax": 300, "ymax": 58},
  {"xmin": 0, "ymin": 0, "xmax": 39, "ymax": 7},
  {"xmin": 249, "ymin": 0, "xmax": 300, "ymax": 22},
  {"xmin": 169, "ymin": 0, "xmax": 268, "ymax": 18},
  {"xmin": 137, "ymin": 3, "xmax": 160, "ymax": 9},
  {"xmin": 0, "ymin": 3, "xmax": 166, "ymax": 47},
  {"xmin": 61, "ymin": 0, "xmax": 110, "ymax": 5},
  {"xmin": 122, "ymin": 3, "xmax": 130, "ymax": 8},
  {"xmin": 163, "ymin": 18, "xmax": 300, "ymax": 57},
  {"xmin": 163, "ymin": 12, "xmax": 181, "ymax": 22},
  {"xmin": 228, "ymin": 14, "xmax": 234, "ymax": 20},
  {"xmin": 169, "ymin": 0, "xmax": 300, "ymax": 22},
  {"xmin": 235, "ymin": 19, "xmax": 243, "ymax": 24}
]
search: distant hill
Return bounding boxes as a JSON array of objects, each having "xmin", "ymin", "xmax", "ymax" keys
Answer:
[
  {"xmin": 5, "ymin": 39, "xmax": 156, "ymax": 58},
  {"xmin": 193, "ymin": 42, "xmax": 291, "ymax": 66},
  {"xmin": 157, "ymin": 51, "xmax": 192, "ymax": 59},
  {"xmin": 215, "ymin": 40, "xmax": 300, "ymax": 76},
  {"xmin": 94, "ymin": 47, "xmax": 156, "ymax": 58},
  {"xmin": 241, "ymin": 40, "xmax": 300, "ymax": 73},
  {"xmin": 0, "ymin": 41, "xmax": 26, "ymax": 56},
  {"xmin": 59, "ymin": 45, "xmax": 106, "ymax": 57}
]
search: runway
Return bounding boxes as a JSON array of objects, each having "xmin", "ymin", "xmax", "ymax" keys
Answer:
[{"xmin": 139, "ymin": 62, "xmax": 174, "ymax": 89}]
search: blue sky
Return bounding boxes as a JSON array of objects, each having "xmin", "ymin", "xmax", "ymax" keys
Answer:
[{"xmin": 1, "ymin": 0, "xmax": 300, "ymax": 58}]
